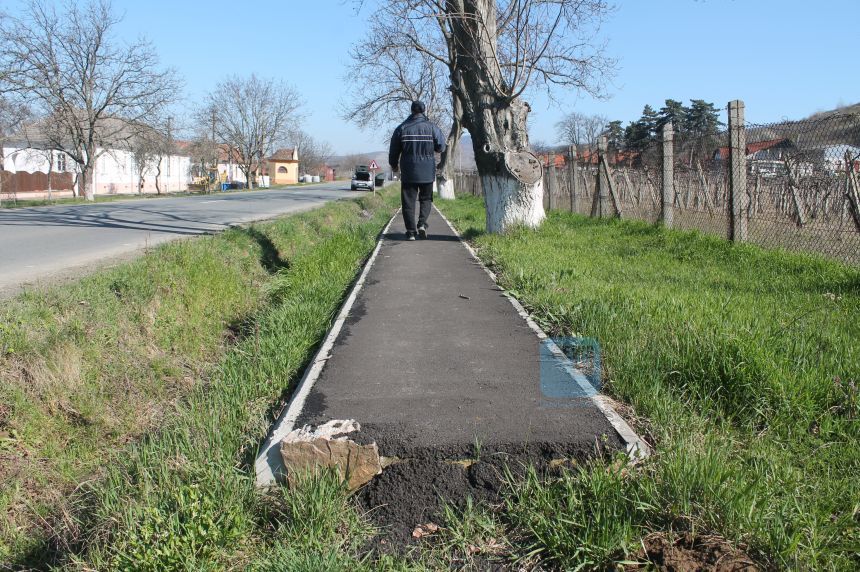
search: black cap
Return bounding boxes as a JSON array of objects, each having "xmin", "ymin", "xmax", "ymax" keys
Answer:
[{"xmin": 411, "ymin": 101, "xmax": 426, "ymax": 114}]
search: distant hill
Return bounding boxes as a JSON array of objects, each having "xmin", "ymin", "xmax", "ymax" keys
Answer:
[
  {"xmin": 807, "ymin": 102, "xmax": 860, "ymax": 120},
  {"xmin": 748, "ymin": 103, "xmax": 860, "ymax": 148}
]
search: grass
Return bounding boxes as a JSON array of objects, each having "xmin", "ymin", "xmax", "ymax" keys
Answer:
[
  {"xmin": 0, "ymin": 188, "xmax": 399, "ymax": 568},
  {"xmin": 4, "ymin": 189, "xmax": 857, "ymax": 570},
  {"xmin": 433, "ymin": 195, "xmax": 860, "ymax": 570}
]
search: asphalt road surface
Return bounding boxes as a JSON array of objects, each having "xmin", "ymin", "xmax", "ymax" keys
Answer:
[{"xmin": 0, "ymin": 182, "xmax": 363, "ymax": 297}]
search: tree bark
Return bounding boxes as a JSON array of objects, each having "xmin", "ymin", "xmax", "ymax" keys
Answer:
[
  {"xmin": 154, "ymin": 162, "xmax": 162, "ymax": 195},
  {"xmin": 437, "ymin": 95, "xmax": 463, "ymax": 200},
  {"xmin": 447, "ymin": 0, "xmax": 545, "ymax": 233},
  {"xmin": 83, "ymin": 163, "xmax": 95, "ymax": 201}
]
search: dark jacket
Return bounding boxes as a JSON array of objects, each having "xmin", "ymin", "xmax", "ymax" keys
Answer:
[{"xmin": 389, "ymin": 113, "xmax": 446, "ymax": 184}]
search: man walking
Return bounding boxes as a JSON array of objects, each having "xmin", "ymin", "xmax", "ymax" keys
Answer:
[{"xmin": 389, "ymin": 101, "xmax": 447, "ymax": 240}]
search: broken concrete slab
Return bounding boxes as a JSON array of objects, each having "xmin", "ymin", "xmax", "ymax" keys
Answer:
[{"xmin": 279, "ymin": 419, "xmax": 382, "ymax": 490}]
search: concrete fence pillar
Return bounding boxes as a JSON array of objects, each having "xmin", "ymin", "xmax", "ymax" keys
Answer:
[
  {"xmin": 728, "ymin": 99, "xmax": 748, "ymax": 241},
  {"xmin": 596, "ymin": 136, "xmax": 609, "ymax": 218},
  {"xmin": 661, "ymin": 122, "xmax": 674, "ymax": 227}
]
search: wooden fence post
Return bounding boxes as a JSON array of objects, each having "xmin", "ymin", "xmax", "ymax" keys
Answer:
[
  {"xmin": 568, "ymin": 145, "xmax": 578, "ymax": 213},
  {"xmin": 728, "ymin": 100, "xmax": 748, "ymax": 241},
  {"xmin": 661, "ymin": 121, "xmax": 674, "ymax": 227}
]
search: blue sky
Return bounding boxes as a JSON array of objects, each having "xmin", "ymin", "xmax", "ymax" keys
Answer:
[{"xmin": 7, "ymin": 0, "xmax": 858, "ymax": 154}]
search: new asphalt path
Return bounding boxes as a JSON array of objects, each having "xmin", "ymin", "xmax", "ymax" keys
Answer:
[
  {"xmin": 258, "ymin": 206, "xmax": 641, "ymax": 484},
  {"xmin": 0, "ymin": 182, "xmax": 360, "ymax": 297}
]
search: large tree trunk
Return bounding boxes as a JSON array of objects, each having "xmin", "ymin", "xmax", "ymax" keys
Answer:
[
  {"xmin": 437, "ymin": 95, "xmax": 464, "ymax": 200},
  {"xmin": 447, "ymin": 0, "xmax": 545, "ymax": 233},
  {"xmin": 83, "ymin": 163, "xmax": 95, "ymax": 201}
]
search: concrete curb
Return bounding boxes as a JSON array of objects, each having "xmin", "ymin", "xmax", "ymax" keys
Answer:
[
  {"xmin": 254, "ymin": 211, "xmax": 399, "ymax": 487},
  {"xmin": 433, "ymin": 206, "xmax": 651, "ymax": 461}
]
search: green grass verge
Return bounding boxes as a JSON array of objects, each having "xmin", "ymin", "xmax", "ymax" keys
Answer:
[
  {"xmin": 0, "ymin": 189, "xmax": 398, "ymax": 568},
  {"xmin": 434, "ymin": 196, "xmax": 860, "ymax": 570}
]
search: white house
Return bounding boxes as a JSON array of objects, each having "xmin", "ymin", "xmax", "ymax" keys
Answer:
[
  {"xmin": 1, "ymin": 120, "xmax": 192, "ymax": 199},
  {"xmin": 820, "ymin": 144, "xmax": 860, "ymax": 173},
  {"xmin": 2, "ymin": 142, "xmax": 191, "ymax": 199}
]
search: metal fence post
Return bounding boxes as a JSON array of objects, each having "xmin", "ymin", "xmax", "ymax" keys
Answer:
[
  {"xmin": 729, "ymin": 100, "xmax": 748, "ymax": 241},
  {"xmin": 661, "ymin": 121, "xmax": 674, "ymax": 227},
  {"xmin": 568, "ymin": 145, "xmax": 578, "ymax": 214}
]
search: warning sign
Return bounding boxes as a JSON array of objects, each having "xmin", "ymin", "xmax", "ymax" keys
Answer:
[{"xmin": 368, "ymin": 160, "xmax": 379, "ymax": 170}]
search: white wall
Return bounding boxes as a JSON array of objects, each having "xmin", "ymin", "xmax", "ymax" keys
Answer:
[
  {"xmin": 216, "ymin": 161, "xmax": 247, "ymax": 184},
  {"xmin": 2, "ymin": 143, "xmax": 192, "ymax": 195}
]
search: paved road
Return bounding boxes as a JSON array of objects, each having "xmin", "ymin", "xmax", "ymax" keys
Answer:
[{"xmin": 0, "ymin": 182, "xmax": 363, "ymax": 296}]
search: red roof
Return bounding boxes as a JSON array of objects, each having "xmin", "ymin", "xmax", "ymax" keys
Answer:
[
  {"xmin": 576, "ymin": 148, "xmax": 640, "ymax": 165},
  {"xmin": 716, "ymin": 138, "xmax": 789, "ymax": 160},
  {"xmin": 217, "ymin": 145, "xmax": 244, "ymax": 163},
  {"xmin": 536, "ymin": 153, "xmax": 567, "ymax": 168},
  {"xmin": 268, "ymin": 148, "xmax": 298, "ymax": 162}
]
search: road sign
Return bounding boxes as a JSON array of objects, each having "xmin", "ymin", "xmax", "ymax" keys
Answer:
[{"xmin": 368, "ymin": 160, "xmax": 379, "ymax": 170}]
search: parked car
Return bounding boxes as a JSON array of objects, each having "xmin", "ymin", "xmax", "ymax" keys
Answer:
[{"xmin": 350, "ymin": 166, "xmax": 374, "ymax": 191}]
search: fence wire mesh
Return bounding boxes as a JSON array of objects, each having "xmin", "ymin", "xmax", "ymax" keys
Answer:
[
  {"xmin": 454, "ymin": 110, "xmax": 860, "ymax": 266},
  {"xmin": 736, "ymin": 114, "xmax": 860, "ymax": 263},
  {"xmin": 671, "ymin": 129, "xmax": 730, "ymax": 237}
]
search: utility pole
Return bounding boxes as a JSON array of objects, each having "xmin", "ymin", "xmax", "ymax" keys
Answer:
[
  {"xmin": 166, "ymin": 116, "xmax": 172, "ymax": 194},
  {"xmin": 211, "ymin": 108, "xmax": 217, "ymax": 192}
]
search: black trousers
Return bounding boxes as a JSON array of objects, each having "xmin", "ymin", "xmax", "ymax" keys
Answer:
[{"xmin": 401, "ymin": 182, "xmax": 434, "ymax": 232}]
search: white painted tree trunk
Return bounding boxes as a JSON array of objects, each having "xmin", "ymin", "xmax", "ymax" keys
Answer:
[
  {"xmin": 482, "ymin": 174, "xmax": 545, "ymax": 233},
  {"xmin": 437, "ymin": 176, "xmax": 455, "ymax": 199},
  {"xmin": 87, "ymin": 162, "xmax": 96, "ymax": 201}
]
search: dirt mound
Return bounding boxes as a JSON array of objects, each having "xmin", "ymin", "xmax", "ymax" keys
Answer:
[
  {"xmin": 628, "ymin": 532, "xmax": 759, "ymax": 572},
  {"xmin": 358, "ymin": 458, "xmax": 506, "ymax": 550}
]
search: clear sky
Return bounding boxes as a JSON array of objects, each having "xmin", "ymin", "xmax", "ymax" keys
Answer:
[{"xmin": 5, "ymin": 0, "xmax": 857, "ymax": 154}]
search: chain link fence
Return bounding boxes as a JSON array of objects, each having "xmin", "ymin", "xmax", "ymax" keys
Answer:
[
  {"xmin": 737, "ymin": 114, "xmax": 860, "ymax": 262},
  {"xmin": 454, "ymin": 102, "xmax": 860, "ymax": 266}
]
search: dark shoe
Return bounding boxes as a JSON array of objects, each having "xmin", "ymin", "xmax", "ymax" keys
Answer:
[
  {"xmin": 417, "ymin": 225, "xmax": 427, "ymax": 240},
  {"xmin": 406, "ymin": 232, "xmax": 416, "ymax": 241}
]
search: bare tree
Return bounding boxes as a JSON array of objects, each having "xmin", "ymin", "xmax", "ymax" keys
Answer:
[
  {"xmin": 344, "ymin": 4, "xmax": 465, "ymax": 198},
  {"xmin": 0, "ymin": 0, "xmax": 181, "ymax": 200},
  {"xmin": 0, "ymin": 95, "xmax": 33, "ymax": 204},
  {"xmin": 203, "ymin": 74, "xmax": 303, "ymax": 189},
  {"xmin": 184, "ymin": 106, "xmax": 220, "ymax": 192},
  {"xmin": 289, "ymin": 131, "xmax": 334, "ymax": 177},
  {"xmin": 334, "ymin": 153, "xmax": 374, "ymax": 178},
  {"xmin": 556, "ymin": 111, "xmax": 607, "ymax": 149},
  {"xmin": 341, "ymin": 19, "xmax": 450, "ymax": 131},
  {"xmin": 128, "ymin": 119, "xmax": 172, "ymax": 195},
  {"xmin": 358, "ymin": 1, "xmax": 614, "ymax": 229}
]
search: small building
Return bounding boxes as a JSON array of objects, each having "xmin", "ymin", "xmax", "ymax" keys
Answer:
[
  {"xmin": 267, "ymin": 148, "xmax": 299, "ymax": 185},
  {"xmin": 818, "ymin": 145, "xmax": 860, "ymax": 173},
  {"xmin": 713, "ymin": 138, "xmax": 802, "ymax": 178},
  {"xmin": 215, "ymin": 145, "xmax": 247, "ymax": 186}
]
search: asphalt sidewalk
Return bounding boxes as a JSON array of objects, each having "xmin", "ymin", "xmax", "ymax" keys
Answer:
[{"xmin": 257, "ymin": 204, "xmax": 642, "ymax": 483}]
